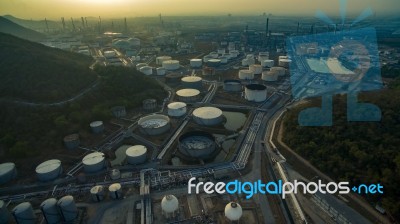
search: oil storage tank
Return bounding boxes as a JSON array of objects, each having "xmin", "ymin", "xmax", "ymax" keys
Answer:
[
  {"xmin": 57, "ymin": 196, "xmax": 78, "ymax": 222},
  {"xmin": 193, "ymin": 107, "xmax": 224, "ymax": 126},
  {"xmin": 270, "ymin": 66, "xmax": 286, "ymax": 76},
  {"xmin": 225, "ymin": 202, "xmax": 243, "ymax": 221},
  {"xmin": 82, "ymin": 152, "xmax": 105, "ymax": 173},
  {"xmin": 136, "ymin": 63, "xmax": 148, "ymax": 70},
  {"xmin": 138, "ymin": 114, "xmax": 171, "ymax": 135},
  {"xmin": 181, "ymin": 76, "xmax": 202, "ymax": 90},
  {"xmin": 63, "ymin": 134, "xmax": 80, "ymax": 150},
  {"xmin": 207, "ymin": 59, "xmax": 221, "ymax": 67},
  {"xmin": 142, "ymin": 99, "xmax": 157, "ymax": 111},
  {"xmin": 40, "ymin": 198, "xmax": 61, "ymax": 224},
  {"xmin": 36, "ymin": 159, "xmax": 62, "ymax": 182},
  {"xmin": 0, "ymin": 200, "xmax": 9, "ymax": 224},
  {"xmin": 167, "ymin": 102, "xmax": 187, "ymax": 117},
  {"xmin": 261, "ymin": 59, "xmax": 274, "ymax": 67},
  {"xmin": 178, "ymin": 131, "xmax": 216, "ymax": 159},
  {"xmin": 278, "ymin": 58, "xmax": 292, "ymax": 68},
  {"xmin": 190, "ymin": 59, "xmax": 202, "ymax": 68},
  {"xmin": 90, "ymin": 185, "xmax": 105, "ymax": 202},
  {"xmin": 156, "ymin": 67, "xmax": 166, "ymax": 76},
  {"xmin": 12, "ymin": 202, "xmax": 36, "ymax": 224},
  {"xmin": 223, "ymin": 80, "xmax": 242, "ymax": 92},
  {"xmin": 245, "ymin": 84, "xmax": 267, "ymax": 102},
  {"xmin": 176, "ymin": 89, "xmax": 200, "ymax": 103},
  {"xmin": 109, "ymin": 183, "xmax": 123, "ymax": 199},
  {"xmin": 140, "ymin": 66, "xmax": 153, "ymax": 75},
  {"xmin": 262, "ymin": 71, "xmax": 278, "ymax": 82},
  {"xmin": 156, "ymin": 56, "xmax": 172, "ymax": 65},
  {"xmin": 0, "ymin": 162, "xmax": 16, "ymax": 184},
  {"xmin": 238, "ymin": 70, "xmax": 254, "ymax": 80},
  {"xmin": 162, "ymin": 60, "xmax": 180, "ymax": 70},
  {"xmin": 126, "ymin": 145, "xmax": 147, "ymax": 164},
  {"xmin": 249, "ymin": 64, "xmax": 262, "ymax": 75},
  {"xmin": 90, "ymin": 121, "xmax": 104, "ymax": 134}
]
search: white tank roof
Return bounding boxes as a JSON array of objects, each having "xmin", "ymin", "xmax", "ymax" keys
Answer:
[
  {"xmin": 126, "ymin": 145, "xmax": 147, "ymax": 157},
  {"xmin": 90, "ymin": 186, "xmax": 104, "ymax": 194},
  {"xmin": 181, "ymin": 76, "xmax": 202, "ymax": 82},
  {"xmin": 109, "ymin": 183, "xmax": 121, "ymax": 191},
  {"xmin": 82, "ymin": 152, "xmax": 105, "ymax": 165},
  {"xmin": 168, "ymin": 102, "xmax": 186, "ymax": 109},
  {"xmin": 193, "ymin": 107, "xmax": 222, "ymax": 119},
  {"xmin": 0, "ymin": 162, "xmax": 15, "ymax": 176},
  {"xmin": 176, "ymin": 89, "xmax": 200, "ymax": 97},
  {"xmin": 35, "ymin": 159, "xmax": 61, "ymax": 174},
  {"xmin": 161, "ymin": 195, "xmax": 179, "ymax": 213},
  {"xmin": 190, "ymin": 59, "xmax": 202, "ymax": 62},
  {"xmin": 90, "ymin": 121, "xmax": 103, "ymax": 127},
  {"xmin": 163, "ymin": 60, "xmax": 179, "ymax": 65},
  {"xmin": 224, "ymin": 202, "xmax": 243, "ymax": 221}
]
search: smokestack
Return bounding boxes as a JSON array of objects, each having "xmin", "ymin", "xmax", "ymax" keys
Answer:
[
  {"xmin": 266, "ymin": 18, "xmax": 269, "ymax": 37},
  {"xmin": 124, "ymin": 17, "xmax": 127, "ymax": 33},
  {"xmin": 297, "ymin": 22, "xmax": 300, "ymax": 35},
  {"xmin": 44, "ymin": 18, "xmax": 49, "ymax": 33},
  {"xmin": 61, "ymin": 17, "xmax": 66, "ymax": 31},
  {"xmin": 71, "ymin": 17, "xmax": 76, "ymax": 31},
  {"xmin": 81, "ymin": 17, "xmax": 85, "ymax": 28},
  {"xmin": 85, "ymin": 17, "xmax": 88, "ymax": 28}
]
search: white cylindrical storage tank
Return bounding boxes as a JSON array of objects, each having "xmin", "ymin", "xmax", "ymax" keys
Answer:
[
  {"xmin": 193, "ymin": 107, "xmax": 224, "ymax": 126},
  {"xmin": 57, "ymin": 195, "xmax": 78, "ymax": 222},
  {"xmin": 162, "ymin": 60, "xmax": 180, "ymax": 70},
  {"xmin": 138, "ymin": 114, "xmax": 171, "ymax": 136},
  {"xmin": 238, "ymin": 70, "xmax": 254, "ymax": 80},
  {"xmin": 82, "ymin": 152, "xmax": 105, "ymax": 173},
  {"xmin": 278, "ymin": 59, "xmax": 292, "ymax": 68},
  {"xmin": 90, "ymin": 121, "xmax": 104, "ymax": 134},
  {"xmin": 40, "ymin": 198, "xmax": 61, "ymax": 224},
  {"xmin": 224, "ymin": 202, "xmax": 243, "ymax": 221},
  {"xmin": 181, "ymin": 76, "xmax": 202, "ymax": 90},
  {"xmin": 167, "ymin": 102, "xmax": 187, "ymax": 117},
  {"xmin": 36, "ymin": 159, "xmax": 62, "ymax": 182},
  {"xmin": 217, "ymin": 49, "xmax": 225, "ymax": 55},
  {"xmin": 190, "ymin": 59, "xmax": 202, "ymax": 68},
  {"xmin": 63, "ymin": 134, "xmax": 80, "ymax": 150},
  {"xmin": 156, "ymin": 67, "xmax": 166, "ymax": 76},
  {"xmin": 261, "ymin": 59, "xmax": 274, "ymax": 67},
  {"xmin": 12, "ymin": 202, "xmax": 36, "ymax": 224},
  {"xmin": 126, "ymin": 145, "xmax": 147, "ymax": 164},
  {"xmin": 262, "ymin": 71, "xmax": 278, "ymax": 82},
  {"xmin": 110, "ymin": 169, "xmax": 121, "ymax": 180},
  {"xmin": 0, "ymin": 162, "xmax": 16, "ymax": 184},
  {"xmin": 140, "ymin": 66, "xmax": 153, "ymax": 75},
  {"xmin": 161, "ymin": 195, "xmax": 179, "ymax": 218},
  {"xmin": 249, "ymin": 64, "xmax": 262, "ymax": 75},
  {"xmin": 156, "ymin": 56, "xmax": 172, "ymax": 65},
  {"xmin": 219, "ymin": 56, "xmax": 228, "ymax": 64},
  {"xmin": 207, "ymin": 59, "xmax": 221, "ymax": 67},
  {"xmin": 0, "ymin": 200, "xmax": 9, "ymax": 224},
  {"xmin": 279, "ymin": 55, "xmax": 289, "ymax": 60},
  {"xmin": 203, "ymin": 55, "xmax": 213, "ymax": 63},
  {"xmin": 109, "ymin": 183, "xmax": 123, "ymax": 199},
  {"xmin": 90, "ymin": 185, "xmax": 105, "ymax": 202},
  {"xmin": 270, "ymin": 66, "xmax": 286, "ymax": 76},
  {"xmin": 136, "ymin": 63, "xmax": 148, "ymax": 70},
  {"xmin": 245, "ymin": 84, "xmax": 267, "ymax": 102},
  {"xmin": 176, "ymin": 89, "xmax": 200, "ymax": 103},
  {"xmin": 223, "ymin": 80, "xmax": 242, "ymax": 92}
]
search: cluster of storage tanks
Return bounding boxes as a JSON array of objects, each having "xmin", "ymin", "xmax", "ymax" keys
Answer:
[
  {"xmin": 1, "ymin": 195, "xmax": 79, "ymax": 224},
  {"xmin": 90, "ymin": 183, "xmax": 124, "ymax": 202},
  {"xmin": 200, "ymin": 49, "xmax": 239, "ymax": 67}
]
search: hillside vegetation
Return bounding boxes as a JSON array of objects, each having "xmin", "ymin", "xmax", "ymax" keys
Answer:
[{"xmin": 0, "ymin": 16, "xmax": 46, "ymax": 41}]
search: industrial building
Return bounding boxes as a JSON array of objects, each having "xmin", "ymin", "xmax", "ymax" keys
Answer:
[
  {"xmin": 176, "ymin": 89, "xmax": 200, "ymax": 103},
  {"xmin": 193, "ymin": 107, "xmax": 224, "ymax": 126},
  {"xmin": 245, "ymin": 84, "xmax": 267, "ymax": 102},
  {"xmin": 167, "ymin": 102, "xmax": 187, "ymax": 117},
  {"xmin": 126, "ymin": 145, "xmax": 147, "ymax": 164},
  {"xmin": 178, "ymin": 131, "xmax": 216, "ymax": 159},
  {"xmin": 35, "ymin": 159, "xmax": 63, "ymax": 182},
  {"xmin": 82, "ymin": 152, "xmax": 106, "ymax": 173},
  {"xmin": 138, "ymin": 114, "xmax": 171, "ymax": 135},
  {"xmin": 0, "ymin": 162, "xmax": 17, "ymax": 184},
  {"xmin": 223, "ymin": 79, "xmax": 242, "ymax": 92}
]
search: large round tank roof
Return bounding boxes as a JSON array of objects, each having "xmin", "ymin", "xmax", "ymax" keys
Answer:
[
  {"xmin": 163, "ymin": 60, "xmax": 179, "ymax": 65},
  {"xmin": 161, "ymin": 195, "xmax": 179, "ymax": 213},
  {"xmin": 190, "ymin": 59, "xmax": 202, "ymax": 62},
  {"xmin": 82, "ymin": 152, "xmax": 105, "ymax": 166},
  {"xmin": 176, "ymin": 89, "xmax": 200, "ymax": 97},
  {"xmin": 181, "ymin": 76, "xmax": 202, "ymax": 82},
  {"xmin": 109, "ymin": 183, "xmax": 122, "ymax": 191},
  {"xmin": 0, "ymin": 163, "xmax": 15, "ymax": 176},
  {"xmin": 40, "ymin": 198, "xmax": 57, "ymax": 209},
  {"xmin": 35, "ymin": 159, "xmax": 61, "ymax": 174},
  {"xmin": 224, "ymin": 202, "xmax": 243, "ymax": 221},
  {"xmin": 167, "ymin": 102, "xmax": 186, "ymax": 109},
  {"xmin": 12, "ymin": 202, "xmax": 32, "ymax": 213},
  {"xmin": 193, "ymin": 107, "xmax": 222, "ymax": 119},
  {"xmin": 90, "ymin": 121, "xmax": 103, "ymax": 127},
  {"xmin": 126, "ymin": 145, "xmax": 147, "ymax": 157},
  {"xmin": 138, "ymin": 114, "xmax": 170, "ymax": 128},
  {"xmin": 246, "ymin": 84, "xmax": 267, "ymax": 90}
]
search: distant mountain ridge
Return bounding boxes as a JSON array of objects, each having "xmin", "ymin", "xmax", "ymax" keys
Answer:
[{"xmin": 0, "ymin": 16, "xmax": 46, "ymax": 41}]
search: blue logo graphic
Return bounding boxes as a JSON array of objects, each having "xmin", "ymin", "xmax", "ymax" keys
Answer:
[{"xmin": 286, "ymin": 0, "xmax": 382, "ymax": 126}]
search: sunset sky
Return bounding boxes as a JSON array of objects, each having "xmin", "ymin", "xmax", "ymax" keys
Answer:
[{"xmin": 1, "ymin": 0, "xmax": 399, "ymax": 19}]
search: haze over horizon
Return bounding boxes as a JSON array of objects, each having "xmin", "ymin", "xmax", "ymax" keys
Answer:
[{"xmin": 1, "ymin": 0, "xmax": 399, "ymax": 20}]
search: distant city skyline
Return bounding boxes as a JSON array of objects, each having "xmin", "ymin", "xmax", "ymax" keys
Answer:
[{"xmin": 1, "ymin": 0, "xmax": 399, "ymax": 20}]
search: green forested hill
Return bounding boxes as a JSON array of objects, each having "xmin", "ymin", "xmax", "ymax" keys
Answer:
[{"xmin": 283, "ymin": 90, "xmax": 400, "ymax": 220}]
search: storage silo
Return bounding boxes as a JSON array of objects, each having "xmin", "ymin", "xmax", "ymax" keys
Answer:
[
  {"xmin": 181, "ymin": 76, "xmax": 202, "ymax": 90},
  {"xmin": 262, "ymin": 71, "xmax": 278, "ymax": 82},
  {"xmin": 245, "ymin": 84, "xmax": 267, "ymax": 102},
  {"xmin": 36, "ymin": 159, "xmax": 62, "ymax": 182},
  {"xmin": 278, "ymin": 58, "xmax": 292, "ymax": 68},
  {"xmin": 40, "ymin": 198, "xmax": 61, "ymax": 224},
  {"xmin": 156, "ymin": 56, "xmax": 172, "ymax": 65},
  {"xmin": 178, "ymin": 131, "xmax": 216, "ymax": 159},
  {"xmin": 138, "ymin": 114, "xmax": 171, "ymax": 136},
  {"xmin": 140, "ymin": 66, "xmax": 153, "ymax": 75},
  {"xmin": 162, "ymin": 60, "xmax": 180, "ymax": 70},
  {"xmin": 270, "ymin": 67, "xmax": 286, "ymax": 76},
  {"xmin": 176, "ymin": 89, "xmax": 200, "ymax": 103},
  {"xmin": 63, "ymin": 134, "xmax": 80, "ymax": 150},
  {"xmin": 207, "ymin": 59, "xmax": 221, "ymax": 67},
  {"xmin": 90, "ymin": 185, "xmax": 105, "ymax": 202},
  {"xmin": 111, "ymin": 106, "xmax": 126, "ymax": 118},
  {"xmin": 0, "ymin": 162, "xmax": 17, "ymax": 184},
  {"xmin": 156, "ymin": 67, "xmax": 166, "ymax": 76},
  {"xmin": 142, "ymin": 99, "xmax": 157, "ymax": 111},
  {"xmin": 261, "ymin": 59, "xmax": 274, "ymax": 67},
  {"xmin": 90, "ymin": 121, "xmax": 104, "ymax": 134},
  {"xmin": 249, "ymin": 64, "xmax": 263, "ymax": 75},
  {"xmin": 224, "ymin": 202, "xmax": 243, "ymax": 222},
  {"xmin": 161, "ymin": 195, "xmax": 179, "ymax": 218},
  {"xmin": 109, "ymin": 183, "xmax": 123, "ymax": 199},
  {"xmin": 223, "ymin": 80, "xmax": 242, "ymax": 92},
  {"xmin": 12, "ymin": 202, "xmax": 36, "ymax": 224},
  {"xmin": 126, "ymin": 145, "xmax": 147, "ymax": 164},
  {"xmin": 57, "ymin": 195, "xmax": 78, "ymax": 223},
  {"xmin": 136, "ymin": 63, "xmax": 148, "ymax": 70},
  {"xmin": 193, "ymin": 107, "xmax": 224, "ymax": 126},
  {"xmin": 167, "ymin": 102, "xmax": 187, "ymax": 117},
  {"xmin": 190, "ymin": 59, "xmax": 202, "ymax": 68},
  {"xmin": 238, "ymin": 70, "xmax": 254, "ymax": 80},
  {"xmin": 0, "ymin": 200, "xmax": 9, "ymax": 224},
  {"xmin": 82, "ymin": 152, "xmax": 105, "ymax": 173},
  {"xmin": 110, "ymin": 169, "xmax": 121, "ymax": 180}
]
